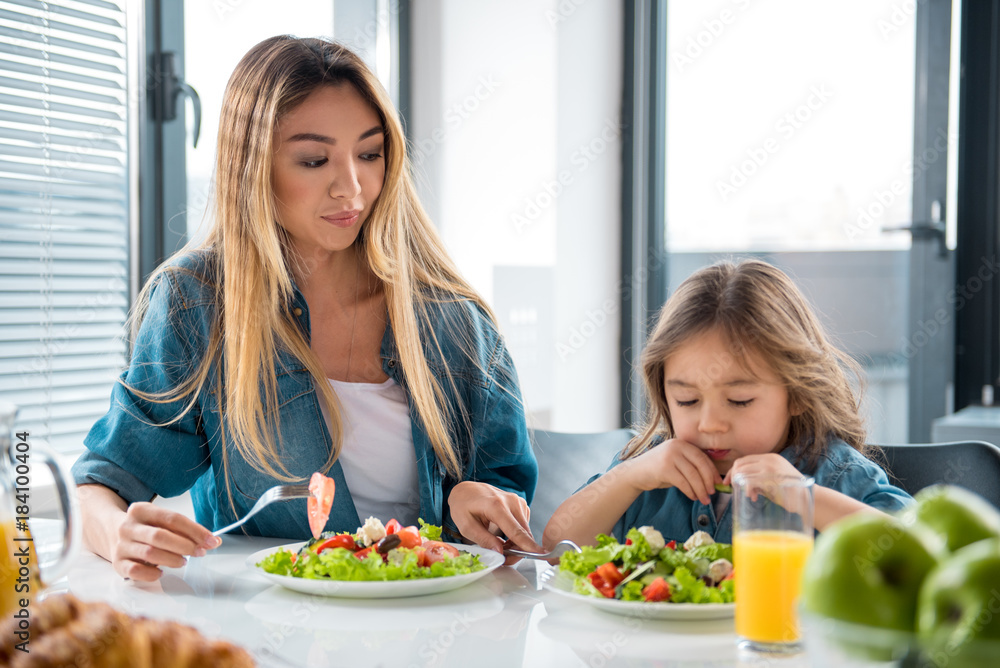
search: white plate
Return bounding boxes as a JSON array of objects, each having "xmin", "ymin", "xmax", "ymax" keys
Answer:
[
  {"xmin": 539, "ymin": 567, "xmax": 735, "ymax": 620},
  {"xmin": 246, "ymin": 541, "xmax": 504, "ymax": 599}
]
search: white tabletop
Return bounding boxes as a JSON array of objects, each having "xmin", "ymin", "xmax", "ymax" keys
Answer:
[{"xmin": 43, "ymin": 534, "xmax": 816, "ymax": 668}]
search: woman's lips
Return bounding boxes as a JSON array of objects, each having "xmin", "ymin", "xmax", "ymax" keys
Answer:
[
  {"xmin": 704, "ymin": 449, "xmax": 729, "ymax": 460},
  {"xmin": 322, "ymin": 210, "xmax": 360, "ymax": 228}
]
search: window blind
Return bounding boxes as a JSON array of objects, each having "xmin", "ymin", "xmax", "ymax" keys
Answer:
[{"xmin": 0, "ymin": 0, "xmax": 131, "ymax": 453}]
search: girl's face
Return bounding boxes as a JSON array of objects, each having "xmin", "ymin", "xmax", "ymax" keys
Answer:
[
  {"xmin": 272, "ymin": 84, "xmax": 385, "ymax": 261},
  {"xmin": 662, "ymin": 328, "xmax": 796, "ymax": 475}
]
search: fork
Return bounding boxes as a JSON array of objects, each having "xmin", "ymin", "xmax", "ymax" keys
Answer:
[
  {"xmin": 503, "ymin": 540, "xmax": 582, "ymax": 560},
  {"xmin": 211, "ymin": 483, "xmax": 312, "ymax": 537}
]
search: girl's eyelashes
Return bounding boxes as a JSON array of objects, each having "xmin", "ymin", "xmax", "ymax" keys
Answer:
[
  {"xmin": 360, "ymin": 151, "xmax": 383, "ymax": 162},
  {"xmin": 299, "ymin": 158, "xmax": 328, "ymax": 168},
  {"xmin": 672, "ymin": 397, "xmax": 755, "ymax": 408}
]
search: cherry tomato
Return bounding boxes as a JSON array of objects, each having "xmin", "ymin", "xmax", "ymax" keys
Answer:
[
  {"xmin": 587, "ymin": 571, "xmax": 616, "ymax": 598},
  {"xmin": 307, "ymin": 472, "xmax": 336, "ymax": 540},
  {"xmin": 354, "ymin": 546, "xmax": 375, "ymax": 560},
  {"xmin": 665, "ymin": 540, "xmax": 677, "ymax": 551},
  {"xmin": 421, "ymin": 540, "xmax": 460, "ymax": 564},
  {"xmin": 314, "ymin": 534, "xmax": 357, "ymax": 553},
  {"xmin": 641, "ymin": 577, "xmax": 671, "ymax": 602},
  {"xmin": 384, "ymin": 518, "xmax": 402, "ymax": 535},
  {"xmin": 594, "ymin": 562, "xmax": 625, "ymax": 587},
  {"xmin": 394, "ymin": 527, "xmax": 422, "ymax": 549}
]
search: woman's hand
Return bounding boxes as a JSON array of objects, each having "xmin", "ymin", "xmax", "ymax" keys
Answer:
[
  {"xmin": 623, "ymin": 438, "xmax": 722, "ymax": 506},
  {"xmin": 77, "ymin": 484, "xmax": 220, "ymax": 582},
  {"xmin": 112, "ymin": 502, "xmax": 222, "ymax": 582},
  {"xmin": 448, "ymin": 481, "xmax": 541, "ymax": 565}
]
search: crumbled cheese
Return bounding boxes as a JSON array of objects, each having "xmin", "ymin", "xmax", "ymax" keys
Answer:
[
  {"xmin": 683, "ymin": 531, "xmax": 715, "ymax": 551},
  {"xmin": 357, "ymin": 516, "xmax": 386, "ymax": 547},
  {"xmin": 637, "ymin": 526, "xmax": 665, "ymax": 552},
  {"xmin": 708, "ymin": 558, "xmax": 733, "ymax": 584}
]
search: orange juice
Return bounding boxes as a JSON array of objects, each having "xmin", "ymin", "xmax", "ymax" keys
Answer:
[
  {"xmin": 0, "ymin": 521, "xmax": 40, "ymax": 616},
  {"xmin": 734, "ymin": 529, "xmax": 813, "ymax": 644}
]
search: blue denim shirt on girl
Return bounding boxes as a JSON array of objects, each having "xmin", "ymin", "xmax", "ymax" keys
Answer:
[{"xmin": 597, "ymin": 438, "xmax": 912, "ymax": 545}]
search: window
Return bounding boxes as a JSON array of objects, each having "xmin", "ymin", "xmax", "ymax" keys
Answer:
[{"xmin": 0, "ymin": 0, "xmax": 135, "ymax": 453}]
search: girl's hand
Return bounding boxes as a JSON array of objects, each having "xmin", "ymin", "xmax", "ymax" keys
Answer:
[
  {"xmin": 112, "ymin": 502, "xmax": 221, "ymax": 581},
  {"xmin": 448, "ymin": 481, "xmax": 540, "ymax": 565},
  {"xmin": 623, "ymin": 438, "xmax": 722, "ymax": 506},
  {"xmin": 723, "ymin": 453, "xmax": 804, "ymax": 502}
]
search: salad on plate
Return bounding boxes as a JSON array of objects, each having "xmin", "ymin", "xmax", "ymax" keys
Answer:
[
  {"xmin": 557, "ymin": 527, "xmax": 735, "ymax": 604},
  {"xmin": 256, "ymin": 516, "xmax": 487, "ymax": 582}
]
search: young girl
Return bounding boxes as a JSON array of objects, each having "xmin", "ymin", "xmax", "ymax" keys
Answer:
[
  {"xmin": 72, "ymin": 36, "xmax": 539, "ymax": 581},
  {"xmin": 543, "ymin": 259, "xmax": 911, "ymax": 548}
]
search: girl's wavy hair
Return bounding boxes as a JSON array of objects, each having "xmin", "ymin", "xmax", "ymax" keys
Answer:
[
  {"xmin": 621, "ymin": 259, "xmax": 867, "ymax": 464},
  {"xmin": 127, "ymin": 36, "xmax": 497, "ymax": 504}
]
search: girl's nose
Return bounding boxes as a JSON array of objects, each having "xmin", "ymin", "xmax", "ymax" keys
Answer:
[{"xmin": 698, "ymin": 403, "xmax": 728, "ymax": 433}]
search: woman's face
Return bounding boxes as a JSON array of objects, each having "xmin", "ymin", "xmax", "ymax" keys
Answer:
[{"xmin": 272, "ymin": 83, "xmax": 385, "ymax": 262}]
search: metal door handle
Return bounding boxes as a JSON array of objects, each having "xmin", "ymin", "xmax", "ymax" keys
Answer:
[{"xmin": 154, "ymin": 51, "xmax": 202, "ymax": 148}]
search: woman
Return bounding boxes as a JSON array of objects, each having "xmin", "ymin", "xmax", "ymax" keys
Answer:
[{"xmin": 73, "ymin": 36, "xmax": 539, "ymax": 581}]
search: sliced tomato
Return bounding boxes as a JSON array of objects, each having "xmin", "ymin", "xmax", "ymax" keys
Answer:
[
  {"xmin": 421, "ymin": 540, "xmax": 460, "ymax": 564},
  {"xmin": 594, "ymin": 562, "xmax": 625, "ymax": 587},
  {"xmin": 384, "ymin": 518, "xmax": 402, "ymax": 535},
  {"xmin": 314, "ymin": 534, "xmax": 356, "ymax": 553},
  {"xmin": 354, "ymin": 545, "xmax": 375, "ymax": 560},
  {"xmin": 307, "ymin": 472, "xmax": 336, "ymax": 539},
  {"xmin": 394, "ymin": 527, "xmax": 422, "ymax": 549},
  {"xmin": 665, "ymin": 540, "xmax": 677, "ymax": 551},
  {"xmin": 414, "ymin": 547, "xmax": 432, "ymax": 568},
  {"xmin": 641, "ymin": 577, "xmax": 671, "ymax": 602},
  {"xmin": 587, "ymin": 571, "xmax": 616, "ymax": 598}
]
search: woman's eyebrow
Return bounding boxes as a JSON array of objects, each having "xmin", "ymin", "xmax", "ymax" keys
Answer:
[{"xmin": 286, "ymin": 126, "xmax": 384, "ymax": 145}]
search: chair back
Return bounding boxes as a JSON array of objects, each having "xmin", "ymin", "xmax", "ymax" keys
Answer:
[
  {"xmin": 528, "ymin": 428, "xmax": 636, "ymax": 539},
  {"xmin": 876, "ymin": 440, "xmax": 1000, "ymax": 508}
]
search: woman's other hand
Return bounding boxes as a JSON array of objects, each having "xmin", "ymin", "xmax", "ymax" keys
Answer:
[
  {"xmin": 112, "ymin": 502, "xmax": 222, "ymax": 581},
  {"xmin": 448, "ymin": 481, "xmax": 540, "ymax": 565},
  {"xmin": 77, "ymin": 484, "xmax": 221, "ymax": 582}
]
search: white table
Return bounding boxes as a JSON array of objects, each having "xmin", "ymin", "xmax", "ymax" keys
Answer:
[{"xmin": 44, "ymin": 535, "xmax": 814, "ymax": 668}]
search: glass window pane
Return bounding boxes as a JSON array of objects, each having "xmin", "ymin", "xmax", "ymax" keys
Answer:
[{"xmin": 665, "ymin": 0, "xmax": 916, "ymax": 444}]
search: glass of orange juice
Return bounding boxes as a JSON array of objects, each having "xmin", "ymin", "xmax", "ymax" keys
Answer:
[{"xmin": 733, "ymin": 472, "xmax": 814, "ymax": 654}]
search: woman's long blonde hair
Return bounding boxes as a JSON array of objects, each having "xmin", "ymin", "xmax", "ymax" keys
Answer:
[
  {"xmin": 129, "ymin": 36, "xmax": 493, "ymax": 488},
  {"xmin": 622, "ymin": 259, "xmax": 867, "ymax": 464}
]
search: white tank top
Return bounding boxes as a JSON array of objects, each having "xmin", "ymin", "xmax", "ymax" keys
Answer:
[{"xmin": 320, "ymin": 377, "xmax": 420, "ymax": 527}]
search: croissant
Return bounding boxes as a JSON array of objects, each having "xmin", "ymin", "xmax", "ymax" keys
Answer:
[{"xmin": 0, "ymin": 594, "xmax": 255, "ymax": 668}]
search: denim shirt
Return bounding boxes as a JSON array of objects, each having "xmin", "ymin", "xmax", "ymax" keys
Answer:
[
  {"xmin": 72, "ymin": 250, "xmax": 537, "ymax": 539},
  {"xmin": 601, "ymin": 438, "xmax": 913, "ymax": 545}
]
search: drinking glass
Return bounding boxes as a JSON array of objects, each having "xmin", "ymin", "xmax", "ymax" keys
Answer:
[
  {"xmin": 0, "ymin": 401, "xmax": 80, "ymax": 616},
  {"xmin": 733, "ymin": 472, "xmax": 814, "ymax": 653}
]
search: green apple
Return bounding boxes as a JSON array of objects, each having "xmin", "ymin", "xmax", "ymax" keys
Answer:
[
  {"xmin": 911, "ymin": 485, "xmax": 1000, "ymax": 554},
  {"xmin": 802, "ymin": 513, "xmax": 939, "ymax": 632},
  {"xmin": 917, "ymin": 538, "xmax": 1000, "ymax": 668}
]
